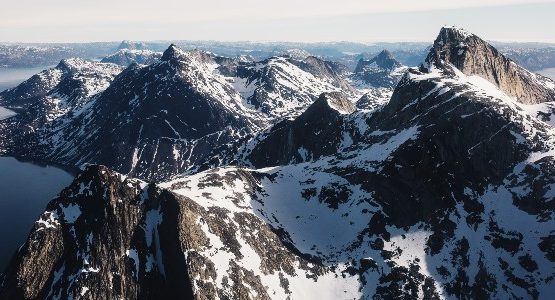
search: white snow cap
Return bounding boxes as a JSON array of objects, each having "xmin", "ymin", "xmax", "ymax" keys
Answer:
[{"xmin": 440, "ymin": 26, "xmax": 473, "ymax": 39}]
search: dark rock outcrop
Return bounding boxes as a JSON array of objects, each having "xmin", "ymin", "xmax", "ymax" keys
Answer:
[
  {"xmin": 246, "ymin": 92, "xmax": 355, "ymax": 167},
  {"xmin": 0, "ymin": 165, "xmax": 195, "ymax": 299}
]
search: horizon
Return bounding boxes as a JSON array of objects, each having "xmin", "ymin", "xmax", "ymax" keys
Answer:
[
  {"xmin": 2, "ymin": 38, "xmax": 555, "ymax": 46},
  {"xmin": 1, "ymin": 1, "xmax": 555, "ymax": 43}
]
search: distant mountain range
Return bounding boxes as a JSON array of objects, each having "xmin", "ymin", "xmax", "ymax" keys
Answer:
[
  {"xmin": 1, "ymin": 27, "xmax": 555, "ymax": 299},
  {"xmin": 2, "ymin": 40, "xmax": 555, "ymax": 73}
]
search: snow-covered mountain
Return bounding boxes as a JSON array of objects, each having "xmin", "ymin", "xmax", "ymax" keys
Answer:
[
  {"xmin": 232, "ymin": 55, "xmax": 353, "ymax": 119},
  {"xmin": 0, "ymin": 45, "xmax": 363, "ymax": 181},
  {"xmin": 118, "ymin": 40, "xmax": 149, "ymax": 51},
  {"xmin": 100, "ymin": 49, "xmax": 162, "ymax": 66},
  {"xmin": 0, "ymin": 58, "xmax": 122, "ymax": 109},
  {"xmin": 2, "ymin": 26, "xmax": 555, "ymax": 299}
]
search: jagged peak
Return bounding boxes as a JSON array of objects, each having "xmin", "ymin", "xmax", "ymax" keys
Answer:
[
  {"xmin": 161, "ymin": 44, "xmax": 184, "ymax": 62},
  {"xmin": 66, "ymin": 165, "xmax": 149, "ymax": 199},
  {"xmin": 437, "ymin": 26, "xmax": 474, "ymax": 43},
  {"xmin": 374, "ymin": 50, "xmax": 401, "ymax": 68},
  {"xmin": 425, "ymin": 26, "xmax": 484, "ymax": 67},
  {"xmin": 376, "ymin": 49, "xmax": 394, "ymax": 60},
  {"xmin": 75, "ymin": 164, "xmax": 117, "ymax": 183},
  {"xmin": 161, "ymin": 45, "xmax": 216, "ymax": 67},
  {"xmin": 355, "ymin": 50, "xmax": 401, "ymax": 73},
  {"xmin": 423, "ymin": 26, "xmax": 555, "ymax": 104}
]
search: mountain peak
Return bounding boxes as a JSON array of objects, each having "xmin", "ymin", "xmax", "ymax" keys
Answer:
[
  {"xmin": 374, "ymin": 50, "xmax": 401, "ymax": 69},
  {"xmin": 161, "ymin": 44, "xmax": 183, "ymax": 62},
  {"xmin": 425, "ymin": 26, "xmax": 555, "ymax": 104},
  {"xmin": 376, "ymin": 49, "xmax": 394, "ymax": 60},
  {"xmin": 437, "ymin": 26, "xmax": 474, "ymax": 43},
  {"xmin": 355, "ymin": 50, "xmax": 401, "ymax": 73},
  {"xmin": 161, "ymin": 45, "xmax": 215, "ymax": 67},
  {"xmin": 55, "ymin": 57, "xmax": 87, "ymax": 72}
]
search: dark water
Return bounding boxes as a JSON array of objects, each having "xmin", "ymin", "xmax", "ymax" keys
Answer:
[
  {"xmin": 0, "ymin": 157, "xmax": 74, "ymax": 272},
  {"xmin": 0, "ymin": 66, "xmax": 52, "ymax": 92}
]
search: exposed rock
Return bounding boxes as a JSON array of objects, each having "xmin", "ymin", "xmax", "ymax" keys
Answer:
[
  {"xmin": 427, "ymin": 26, "xmax": 555, "ymax": 104},
  {"xmin": 245, "ymin": 92, "xmax": 355, "ymax": 167}
]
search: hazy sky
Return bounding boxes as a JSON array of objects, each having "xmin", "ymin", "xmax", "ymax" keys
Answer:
[{"xmin": 1, "ymin": 0, "xmax": 554, "ymax": 43}]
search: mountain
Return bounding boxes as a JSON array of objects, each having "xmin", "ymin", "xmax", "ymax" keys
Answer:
[
  {"xmin": 0, "ymin": 58, "xmax": 123, "ymax": 158},
  {"xmin": 0, "ymin": 58, "xmax": 122, "ymax": 109},
  {"xmin": 0, "ymin": 165, "xmax": 193, "ymax": 299},
  {"xmin": 427, "ymin": 26, "xmax": 555, "ymax": 104},
  {"xmin": 1, "ymin": 45, "xmax": 264, "ymax": 181},
  {"xmin": 0, "ymin": 45, "xmax": 360, "ymax": 181},
  {"xmin": 118, "ymin": 40, "xmax": 148, "ymax": 51},
  {"xmin": 232, "ymin": 55, "xmax": 351, "ymax": 119},
  {"xmin": 282, "ymin": 48, "xmax": 312, "ymax": 59},
  {"xmin": 352, "ymin": 50, "xmax": 407, "ymax": 89},
  {"xmin": 3, "ymin": 26, "xmax": 555, "ymax": 299},
  {"xmin": 242, "ymin": 92, "xmax": 356, "ymax": 167},
  {"xmin": 101, "ymin": 49, "xmax": 162, "ymax": 66}
]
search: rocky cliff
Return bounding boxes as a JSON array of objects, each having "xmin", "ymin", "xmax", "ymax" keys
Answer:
[{"xmin": 427, "ymin": 26, "xmax": 555, "ymax": 104}]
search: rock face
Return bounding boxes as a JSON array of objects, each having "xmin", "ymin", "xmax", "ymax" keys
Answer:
[
  {"xmin": 244, "ymin": 92, "xmax": 355, "ymax": 167},
  {"xmin": 0, "ymin": 165, "xmax": 338, "ymax": 299},
  {"xmin": 2, "ymin": 27, "xmax": 555, "ymax": 299},
  {"xmin": 354, "ymin": 50, "xmax": 401, "ymax": 74},
  {"xmin": 428, "ymin": 26, "xmax": 555, "ymax": 104},
  {"xmin": 0, "ymin": 165, "xmax": 194, "ymax": 299}
]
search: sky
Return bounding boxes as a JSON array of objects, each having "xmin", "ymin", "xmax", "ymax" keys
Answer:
[{"xmin": 1, "ymin": 0, "xmax": 554, "ymax": 43}]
